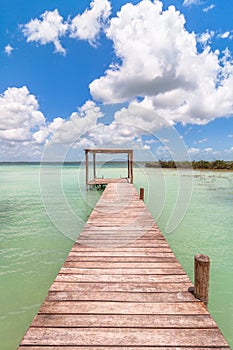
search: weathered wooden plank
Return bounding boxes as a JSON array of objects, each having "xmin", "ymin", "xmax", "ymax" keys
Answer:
[
  {"xmin": 20, "ymin": 327, "xmax": 230, "ymax": 347},
  {"xmin": 55, "ymin": 274, "xmax": 190, "ymax": 283},
  {"xmin": 81, "ymin": 227, "xmax": 160, "ymax": 233},
  {"xmin": 88, "ymin": 216, "xmax": 154, "ymax": 221},
  {"xmin": 67, "ymin": 251, "xmax": 175, "ymax": 257},
  {"xmin": 71, "ymin": 249, "xmax": 173, "ymax": 255},
  {"xmin": 19, "ymin": 347, "xmax": 231, "ymax": 350},
  {"xmin": 65, "ymin": 256, "xmax": 179, "ymax": 262},
  {"xmin": 45, "ymin": 291, "xmax": 198, "ymax": 302},
  {"xmin": 76, "ymin": 242, "xmax": 170, "ymax": 248},
  {"xmin": 88, "ymin": 178, "xmax": 129, "ymax": 185},
  {"xmin": 78, "ymin": 236, "xmax": 166, "ymax": 242},
  {"xmin": 78, "ymin": 236, "xmax": 163, "ymax": 242},
  {"xmin": 86, "ymin": 213, "xmax": 154, "ymax": 218},
  {"xmin": 79, "ymin": 235, "xmax": 161, "ymax": 239},
  {"xmin": 71, "ymin": 247, "xmax": 173, "ymax": 253},
  {"xmin": 95, "ymin": 204, "xmax": 146, "ymax": 209},
  {"xmin": 86, "ymin": 217, "xmax": 155, "ymax": 221},
  {"xmin": 91, "ymin": 208, "xmax": 150, "ymax": 215},
  {"xmin": 77, "ymin": 236, "xmax": 165, "ymax": 242},
  {"xmin": 85, "ymin": 232, "xmax": 159, "ymax": 236},
  {"xmin": 32, "ymin": 313, "xmax": 216, "ymax": 328},
  {"xmin": 38, "ymin": 301, "xmax": 208, "ymax": 315},
  {"xmin": 89, "ymin": 212, "xmax": 149, "ymax": 217},
  {"xmin": 76, "ymin": 242, "xmax": 166, "ymax": 248},
  {"xmin": 78, "ymin": 233, "xmax": 163, "ymax": 238},
  {"xmin": 85, "ymin": 222, "xmax": 155, "ymax": 227},
  {"xmin": 89, "ymin": 212, "xmax": 153, "ymax": 217},
  {"xmin": 50, "ymin": 282, "xmax": 193, "ymax": 292},
  {"xmin": 82, "ymin": 232, "xmax": 161, "ymax": 238},
  {"xmin": 79, "ymin": 233, "xmax": 161, "ymax": 238},
  {"xmin": 88, "ymin": 215, "xmax": 154, "ymax": 221},
  {"xmin": 76, "ymin": 242, "xmax": 166, "ymax": 246},
  {"xmin": 82, "ymin": 224, "xmax": 159, "ymax": 229},
  {"xmin": 88, "ymin": 212, "xmax": 152, "ymax": 216},
  {"xmin": 80, "ymin": 228, "xmax": 160, "ymax": 232},
  {"xmin": 59, "ymin": 267, "xmax": 185, "ymax": 275},
  {"xmin": 63, "ymin": 261, "xmax": 182, "ymax": 269}
]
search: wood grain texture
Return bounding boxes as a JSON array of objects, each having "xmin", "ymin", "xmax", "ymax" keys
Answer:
[
  {"xmin": 63, "ymin": 261, "xmax": 182, "ymax": 268},
  {"xmin": 19, "ymin": 347, "xmax": 231, "ymax": 350},
  {"xmin": 59, "ymin": 267, "xmax": 185, "ymax": 275},
  {"xmin": 194, "ymin": 253, "xmax": 210, "ymax": 306},
  {"xmin": 65, "ymin": 256, "xmax": 179, "ymax": 263},
  {"xmin": 49, "ymin": 281, "xmax": 193, "ymax": 292},
  {"xmin": 18, "ymin": 182, "xmax": 230, "ymax": 349},
  {"xmin": 45, "ymin": 291, "xmax": 198, "ymax": 302},
  {"xmin": 54, "ymin": 274, "xmax": 190, "ymax": 283},
  {"xmin": 31, "ymin": 313, "xmax": 217, "ymax": 328},
  {"xmin": 38, "ymin": 301, "xmax": 208, "ymax": 315},
  {"xmin": 20, "ymin": 327, "xmax": 230, "ymax": 347}
]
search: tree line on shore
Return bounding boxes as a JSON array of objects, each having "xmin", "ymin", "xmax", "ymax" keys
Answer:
[{"xmin": 145, "ymin": 160, "xmax": 233, "ymax": 170}]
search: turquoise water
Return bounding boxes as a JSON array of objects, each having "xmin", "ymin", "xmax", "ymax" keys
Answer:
[{"xmin": 0, "ymin": 165, "xmax": 232, "ymax": 349}]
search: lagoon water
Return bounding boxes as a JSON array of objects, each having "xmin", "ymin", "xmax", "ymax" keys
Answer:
[{"xmin": 0, "ymin": 164, "xmax": 233, "ymax": 349}]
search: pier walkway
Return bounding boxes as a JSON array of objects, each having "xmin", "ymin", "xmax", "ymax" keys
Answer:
[{"xmin": 19, "ymin": 182, "xmax": 230, "ymax": 349}]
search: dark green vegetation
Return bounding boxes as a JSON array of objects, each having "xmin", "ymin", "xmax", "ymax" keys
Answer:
[{"xmin": 145, "ymin": 160, "xmax": 233, "ymax": 170}]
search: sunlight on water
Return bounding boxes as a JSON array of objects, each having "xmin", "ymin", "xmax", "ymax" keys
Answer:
[{"xmin": 0, "ymin": 165, "xmax": 232, "ymax": 349}]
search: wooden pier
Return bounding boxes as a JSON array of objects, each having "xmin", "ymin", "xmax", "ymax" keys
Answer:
[{"xmin": 18, "ymin": 182, "xmax": 230, "ymax": 349}]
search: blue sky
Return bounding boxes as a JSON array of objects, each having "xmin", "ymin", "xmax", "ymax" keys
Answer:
[{"xmin": 0, "ymin": 0, "xmax": 233, "ymax": 161}]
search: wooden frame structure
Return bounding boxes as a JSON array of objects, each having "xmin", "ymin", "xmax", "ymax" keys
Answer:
[{"xmin": 85, "ymin": 148, "xmax": 133, "ymax": 187}]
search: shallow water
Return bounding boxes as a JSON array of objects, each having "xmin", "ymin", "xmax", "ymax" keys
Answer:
[{"xmin": 0, "ymin": 165, "xmax": 232, "ymax": 349}]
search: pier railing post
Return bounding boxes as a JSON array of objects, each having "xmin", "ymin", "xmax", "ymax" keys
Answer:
[
  {"xmin": 85, "ymin": 149, "xmax": 89, "ymax": 190},
  {"xmin": 140, "ymin": 188, "xmax": 144, "ymax": 201},
  {"xmin": 194, "ymin": 254, "xmax": 210, "ymax": 306}
]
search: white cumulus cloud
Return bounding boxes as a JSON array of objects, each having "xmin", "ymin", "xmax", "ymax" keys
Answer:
[
  {"xmin": 49, "ymin": 100, "xmax": 103, "ymax": 144},
  {"xmin": 203, "ymin": 4, "xmax": 215, "ymax": 13},
  {"xmin": 220, "ymin": 31, "xmax": 230, "ymax": 39},
  {"xmin": 22, "ymin": 9, "xmax": 68, "ymax": 54},
  {"xmin": 188, "ymin": 146, "xmax": 220, "ymax": 160},
  {"xmin": 70, "ymin": 0, "xmax": 111, "ymax": 45},
  {"xmin": 90, "ymin": 0, "xmax": 233, "ymax": 125},
  {"xmin": 188, "ymin": 147, "xmax": 200, "ymax": 155},
  {"xmin": 4, "ymin": 44, "xmax": 14, "ymax": 55},
  {"xmin": 194, "ymin": 138, "xmax": 208, "ymax": 144},
  {"xmin": 225, "ymin": 146, "xmax": 233, "ymax": 154},
  {"xmin": 183, "ymin": 0, "xmax": 200, "ymax": 6},
  {"xmin": 197, "ymin": 30, "xmax": 215, "ymax": 45},
  {"xmin": 91, "ymin": 0, "xmax": 195, "ymax": 102},
  {"xmin": 33, "ymin": 117, "xmax": 65, "ymax": 144},
  {"xmin": 0, "ymin": 86, "xmax": 45, "ymax": 142}
]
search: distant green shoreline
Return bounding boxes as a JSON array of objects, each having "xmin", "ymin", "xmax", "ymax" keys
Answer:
[{"xmin": 145, "ymin": 160, "xmax": 233, "ymax": 170}]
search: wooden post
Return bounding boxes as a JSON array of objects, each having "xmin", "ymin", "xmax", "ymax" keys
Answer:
[
  {"xmin": 128, "ymin": 150, "xmax": 133, "ymax": 183},
  {"xmin": 194, "ymin": 254, "xmax": 210, "ymax": 306},
  {"xmin": 93, "ymin": 153, "xmax": 96, "ymax": 179},
  {"xmin": 140, "ymin": 188, "xmax": 144, "ymax": 201},
  {"xmin": 127, "ymin": 152, "xmax": 130, "ymax": 181},
  {"xmin": 131, "ymin": 150, "xmax": 133, "ymax": 184},
  {"xmin": 85, "ymin": 150, "xmax": 89, "ymax": 190}
]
